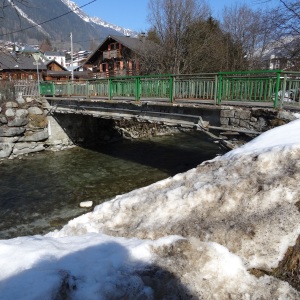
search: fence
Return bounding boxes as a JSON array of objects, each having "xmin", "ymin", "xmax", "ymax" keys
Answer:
[
  {"xmin": 0, "ymin": 80, "xmax": 39, "ymax": 103},
  {"xmin": 40, "ymin": 70, "xmax": 300, "ymax": 108}
]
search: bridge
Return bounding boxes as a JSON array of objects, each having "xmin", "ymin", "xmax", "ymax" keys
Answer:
[{"xmin": 41, "ymin": 70, "xmax": 300, "ymax": 144}]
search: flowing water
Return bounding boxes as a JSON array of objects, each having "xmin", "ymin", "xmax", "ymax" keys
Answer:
[{"xmin": 0, "ymin": 131, "xmax": 225, "ymax": 239}]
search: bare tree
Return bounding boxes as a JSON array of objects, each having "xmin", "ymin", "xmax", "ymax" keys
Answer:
[
  {"xmin": 254, "ymin": 0, "xmax": 300, "ymax": 69},
  {"xmin": 147, "ymin": 0, "xmax": 211, "ymax": 74},
  {"xmin": 221, "ymin": 3, "xmax": 274, "ymax": 69}
]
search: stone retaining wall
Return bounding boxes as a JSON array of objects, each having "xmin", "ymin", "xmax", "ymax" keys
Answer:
[
  {"xmin": 0, "ymin": 96, "xmax": 49, "ymax": 158},
  {"xmin": 220, "ymin": 107, "xmax": 297, "ymax": 132}
]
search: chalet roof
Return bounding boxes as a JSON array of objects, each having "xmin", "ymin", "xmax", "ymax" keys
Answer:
[
  {"xmin": 107, "ymin": 35, "xmax": 144, "ymax": 52},
  {"xmin": 85, "ymin": 35, "xmax": 144, "ymax": 65},
  {"xmin": 0, "ymin": 52, "xmax": 47, "ymax": 71},
  {"xmin": 45, "ymin": 60, "xmax": 68, "ymax": 71}
]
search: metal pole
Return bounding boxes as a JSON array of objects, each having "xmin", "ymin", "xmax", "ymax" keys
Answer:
[
  {"xmin": 70, "ymin": 32, "xmax": 74, "ymax": 81},
  {"xmin": 32, "ymin": 53, "xmax": 41, "ymax": 96},
  {"xmin": 36, "ymin": 62, "xmax": 40, "ymax": 96}
]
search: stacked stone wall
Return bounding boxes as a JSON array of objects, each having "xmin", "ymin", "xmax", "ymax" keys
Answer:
[
  {"xmin": 0, "ymin": 96, "xmax": 49, "ymax": 158},
  {"xmin": 220, "ymin": 107, "xmax": 297, "ymax": 132}
]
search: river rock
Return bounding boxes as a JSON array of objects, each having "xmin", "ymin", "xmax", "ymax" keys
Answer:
[
  {"xmin": 0, "ymin": 143, "xmax": 13, "ymax": 158},
  {"xmin": 0, "ymin": 115, "xmax": 7, "ymax": 124},
  {"xmin": 80, "ymin": 201, "xmax": 93, "ymax": 208},
  {"xmin": 4, "ymin": 101, "xmax": 18, "ymax": 109},
  {"xmin": 28, "ymin": 107, "xmax": 43, "ymax": 115},
  {"xmin": 13, "ymin": 142, "xmax": 45, "ymax": 155},
  {"xmin": 0, "ymin": 136, "xmax": 19, "ymax": 143},
  {"xmin": 19, "ymin": 129, "xmax": 49, "ymax": 142},
  {"xmin": 7, "ymin": 109, "xmax": 29, "ymax": 127},
  {"xmin": 16, "ymin": 93, "xmax": 25, "ymax": 104},
  {"xmin": 0, "ymin": 126, "xmax": 25, "ymax": 137},
  {"xmin": 8, "ymin": 116, "xmax": 28, "ymax": 127},
  {"xmin": 26, "ymin": 97, "xmax": 34, "ymax": 103},
  {"xmin": 5, "ymin": 108, "xmax": 15, "ymax": 117}
]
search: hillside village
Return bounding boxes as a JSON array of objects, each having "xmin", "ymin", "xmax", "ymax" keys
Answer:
[
  {"xmin": 0, "ymin": 34, "xmax": 147, "ymax": 82},
  {"xmin": 0, "ymin": 33, "xmax": 297, "ymax": 84}
]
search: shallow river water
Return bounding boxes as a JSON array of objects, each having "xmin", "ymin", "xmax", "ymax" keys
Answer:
[{"xmin": 0, "ymin": 131, "xmax": 225, "ymax": 239}]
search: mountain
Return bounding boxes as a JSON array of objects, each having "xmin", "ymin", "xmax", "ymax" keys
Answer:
[
  {"xmin": 0, "ymin": 0, "xmax": 138, "ymax": 51},
  {"xmin": 61, "ymin": 0, "xmax": 137, "ymax": 38}
]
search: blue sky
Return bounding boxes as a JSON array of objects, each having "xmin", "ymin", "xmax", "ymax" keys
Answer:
[{"xmin": 75, "ymin": 0, "xmax": 278, "ymax": 32}]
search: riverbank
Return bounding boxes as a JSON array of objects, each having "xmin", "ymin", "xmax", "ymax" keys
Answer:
[{"xmin": 1, "ymin": 119, "xmax": 300, "ymax": 298}]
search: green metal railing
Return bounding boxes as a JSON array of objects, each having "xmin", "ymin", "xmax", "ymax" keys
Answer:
[{"xmin": 40, "ymin": 70, "xmax": 300, "ymax": 108}]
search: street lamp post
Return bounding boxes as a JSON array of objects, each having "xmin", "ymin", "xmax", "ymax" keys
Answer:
[{"xmin": 32, "ymin": 52, "xmax": 41, "ymax": 96}]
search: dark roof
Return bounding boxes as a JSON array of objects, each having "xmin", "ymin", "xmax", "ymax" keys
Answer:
[
  {"xmin": 45, "ymin": 60, "xmax": 68, "ymax": 71},
  {"xmin": 0, "ymin": 52, "xmax": 47, "ymax": 71},
  {"xmin": 44, "ymin": 71, "xmax": 92, "ymax": 78},
  {"xmin": 85, "ymin": 35, "xmax": 144, "ymax": 65},
  {"xmin": 107, "ymin": 35, "xmax": 143, "ymax": 52}
]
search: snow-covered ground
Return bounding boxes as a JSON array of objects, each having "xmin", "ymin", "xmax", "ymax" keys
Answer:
[{"xmin": 2, "ymin": 120, "xmax": 300, "ymax": 299}]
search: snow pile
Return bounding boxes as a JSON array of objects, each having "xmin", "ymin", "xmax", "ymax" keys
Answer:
[{"xmin": 2, "ymin": 120, "xmax": 300, "ymax": 298}]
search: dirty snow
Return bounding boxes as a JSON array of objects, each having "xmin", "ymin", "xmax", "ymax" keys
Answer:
[{"xmin": 2, "ymin": 120, "xmax": 300, "ymax": 299}]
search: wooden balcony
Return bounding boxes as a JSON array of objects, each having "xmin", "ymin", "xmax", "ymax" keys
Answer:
[{"xmin": 103, "ymin": 49, "xmax": 121, "ymax": 60}]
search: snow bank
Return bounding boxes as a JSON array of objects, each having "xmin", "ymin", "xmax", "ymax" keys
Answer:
[{"xmin": 2, "ymin": 120, "xmax": 300, "ymax": 299}]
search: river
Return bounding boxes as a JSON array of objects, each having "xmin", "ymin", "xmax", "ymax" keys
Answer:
[{"xmin": 0, "ymin": 131, "xmax": 225, "ymax": 239}]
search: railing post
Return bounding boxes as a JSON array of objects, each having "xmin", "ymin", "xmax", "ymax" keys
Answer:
[
  {"xmin": 86, "ymin": 81, "xmax": 90, "ymax": 98},
  {"xmin": 280, "ymin": 73, "xmax": 287, "ymax": 109},
  {"xmin": 214, "ymin": 75, "xmax": 218, "ymax": 105},
  {"xmin": 67, "ymin": 81, "xmax": 71, "ymax": 97},
  {"xmin": 273, "ymin": 70, "xmax": 281, "ymax": 108},
  {"xmin": 135, "ymin": 76, "xmax": 141, "ymax": 101},
  {"xmin": 169, "ymin": 75, "xmax": 174, "ymax": 102},
  {"xmin": 108, "ymin": 78, "xmax": 113, "ymax": 100},
  {"xmin": 51, "ymin": 81, "xmax": 55, "ymax": 97},
  {"xmin": 217, "ymin": 73, "xmax": 223, "ymax": 105}
]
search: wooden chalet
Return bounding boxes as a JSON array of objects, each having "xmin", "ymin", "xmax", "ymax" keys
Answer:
[
  {"xmin": 43, "ymin": 60, "xmax": 92, "ymax": 81},
  {"xmin": 0, "ymin": 52, "xmax": 47, "ymax": 80},
  {"xmin": 84, "ymin": 35, "xmax": 144, "ymax": 78}
]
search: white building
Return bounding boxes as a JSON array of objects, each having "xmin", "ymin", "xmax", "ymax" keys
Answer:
[{"xmin": 44, "ymin": 51, "xmax": 66, "ymax": 67}]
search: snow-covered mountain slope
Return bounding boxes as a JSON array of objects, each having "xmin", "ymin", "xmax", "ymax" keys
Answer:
[
  {"xmin": 0, "ymin": 0, "xmax": 137, "ymax": 50},
  {"xmin": 61, "ymin": 0, "xmax": 138, "ymax": 37}
]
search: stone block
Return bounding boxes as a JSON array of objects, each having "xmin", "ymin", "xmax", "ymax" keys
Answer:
[
  {"xmin": 7, "ymin": 116, "xmax": 28, "ymax": 127},
  {"xmin": 0, "ymin": 115, "xmax": 7, "ymax": 124},
  {"xmin": 0, "ymin": 126, "xmax": 25, "ymax": 137},
  {"xmin": 0, "ymin": 136, "xmax": 19, "ymax": 143},
  {"xmin": 221, "ymin": 109, "xmax": 235, "ymax": 118},
  {"xmin": 0, "ymin": 143, "xmax": 13, "ymax": 158},
  {"xmin": 19, "ymin": 129, "xmax": 49, "ymax": 142},
  {"xmin": 220, "ymin": 118, "xmax": 229, "ymax": 126},
  {"xmin": 26, "ymin": 97, "xmax": 34, "ymax": 103},
  {"xmin": 16, "ymin": 92, "xmax": 25, "ymax": 104},
  {"xmin": 5, "ymin": 108, "xmax": 15, "ymax": 117},
  {"xmin": 235, "ymin": 110, "xmax": 251, "ymax": 120},
  {"xmin": 229, "ymin": 118, "xmax": 240, "ymax": 126},
  {"xmin": 16, "ymin": 109, "xmax": 29, "ymax": 118},
  {"xmin": 239, "ymin": 120, "xmax": 250, "ymax": 128},
  {"xmin": 4, "ymin": 101, "xmax": 18, "ymax": 108},
  {"xmin": 28, "ymin": 107, "xmax": 43, "ymax": 115},
  {"xmin": 13, "ymin": 142, "xmax": 45, "ymax": 155}
]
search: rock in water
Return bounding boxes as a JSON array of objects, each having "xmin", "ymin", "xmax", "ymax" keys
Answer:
[{"xmin": 80, "ymin": 201, "xmax": 93, "ymax": 208}]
